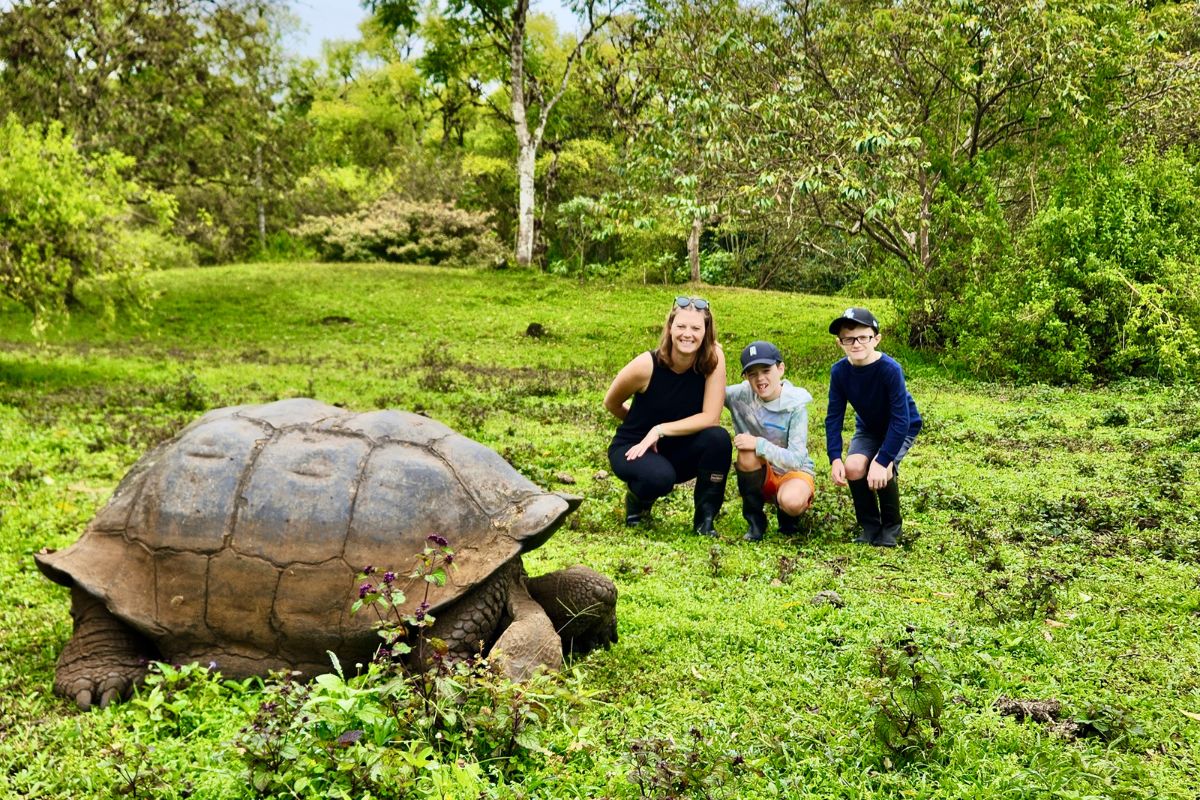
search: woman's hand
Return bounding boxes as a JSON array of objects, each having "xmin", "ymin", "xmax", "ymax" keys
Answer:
[{"xmin": 624, "ymin": 427, "xmax": 662, "ymax": 460}]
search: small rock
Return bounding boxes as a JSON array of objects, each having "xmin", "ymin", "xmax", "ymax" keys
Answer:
[
  {"xmin": 994, "ymin": 696, "xmax": 1061, "ymax": 723},
  {"xmin": 811, "ymin": 590, "xmax": 845, "ymax": 608},
  {"xmin": 592, "ymin": 470, "xmax": 609, "ymax": 481},
  {"xmin": 554, "ymin": 471, "xmax": 576, "ymax": 485}
]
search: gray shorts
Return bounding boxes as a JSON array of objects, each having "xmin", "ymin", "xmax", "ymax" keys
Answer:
[{"xmin": 847, "ymin": 422, "xmax": 916, "ymax": 473}]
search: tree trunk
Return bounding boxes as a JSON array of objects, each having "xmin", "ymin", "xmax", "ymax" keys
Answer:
[
  {"xmin": 515, "ymin": 140, "xmax": 537, "ymax": 267},
  {"xmin": 510, "ymin": 0, "xmax": 537, "ymax": 268},
  {"xmin": 688, "ymin": 216, "xmax": 702, "ymax": 282},
  {"xmin": 255, "ymin": 144, "xmax": 266, "ymax": 252}
]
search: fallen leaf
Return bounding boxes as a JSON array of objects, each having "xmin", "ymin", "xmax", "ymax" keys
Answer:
[
  {"xmin": 1181, "ymin": 711, "xmax": 1200, "ymax": 723},
  {"xmin": 1045, "ymin": 619, "xmax": 1067, "ymax": 628}
]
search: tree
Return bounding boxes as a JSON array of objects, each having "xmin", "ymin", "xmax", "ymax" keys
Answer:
[
  {"xmin": 616, "ymin": 0, "xmax": 779, "ymax": 281},
  {"xmin": 0, "ymin": 116, "xmax": 186, "ymax": 332},
  {"xmin": 369, "ymin": 0, "xmax": 621, "ymax": 267},
  {"xmin": 749, "ymin": 0, "xmax": 1191, "ymax": 340},
  {"xmin": 0, "ymin": 0, "xmax": 305, "ymax": 260}
]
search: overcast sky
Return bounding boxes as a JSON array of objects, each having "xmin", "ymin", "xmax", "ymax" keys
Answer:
[{"xmin": 285, "ymin": 0, "xmax": 580, "ymax": 60}]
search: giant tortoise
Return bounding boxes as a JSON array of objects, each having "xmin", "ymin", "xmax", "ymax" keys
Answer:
[{"xmin": 36, "ymin": 398, "xmax": 617, "ymax": 709}]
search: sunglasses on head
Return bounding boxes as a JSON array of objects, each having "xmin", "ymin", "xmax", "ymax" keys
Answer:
[{"xmin": 674, "ymin": 296, "xmax": 710, "ymax": 310}]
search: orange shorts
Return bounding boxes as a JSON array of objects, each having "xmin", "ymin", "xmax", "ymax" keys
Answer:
[{"xmin": 763, "ymin": 467, "xmax": 815, "ymax": 507}]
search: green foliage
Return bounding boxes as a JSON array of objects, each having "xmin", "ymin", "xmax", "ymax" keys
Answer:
[
  {"xmin": 950, "ymin": 149, "xmax": 1200, "ymax": 383},
  {"xmin": 294, "ymin": 195, "xmax": 508, "ymax": 266},
  {"xmin": 0, "ymin": 115, "xmax": 190, "ymax": 333},
  {"xmin": 0, "ymin": 0, "xmax": 304, "ymax": 261},
  {"xmin": 866, "ymin": 636, "xmax": 946, "ymax": 763}
]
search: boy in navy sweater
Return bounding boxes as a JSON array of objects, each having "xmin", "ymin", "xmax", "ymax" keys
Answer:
[{"xmin": 824, "ymin": 308, "xmax": 921, "ymax": 547}]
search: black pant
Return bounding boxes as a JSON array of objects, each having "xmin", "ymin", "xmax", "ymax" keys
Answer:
[{"xmin": 608, "ymin": 427, "xmax": 732, "ymax": 503}]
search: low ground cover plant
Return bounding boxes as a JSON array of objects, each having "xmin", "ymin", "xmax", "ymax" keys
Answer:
[{"xmin": 1, "ymin": 263, "xmax": 1198, "ymax": 798}]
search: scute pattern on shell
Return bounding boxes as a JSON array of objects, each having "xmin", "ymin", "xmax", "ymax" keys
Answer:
[{"xmin": 36, "ymin": 399, "xmax": 572, "ymax": 674}]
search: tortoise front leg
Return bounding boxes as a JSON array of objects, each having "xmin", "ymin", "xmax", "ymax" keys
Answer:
[
  {"xmin": 489, "ymin": 571, "xmax": 564, "ymax": 681},
  {"xmin": 526, "ymin": 566, "xmax": 618, "ymax": 657},
  {"xmin": 55, "ymin": 586, "xmax": 156, "ymax": 710}
]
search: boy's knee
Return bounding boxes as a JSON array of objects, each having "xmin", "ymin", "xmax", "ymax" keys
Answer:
[
  {"xmin": 735, "ymin": 451, "xmax": 764, "ymax": 472},
  {"xmin": 843, "ymin": 455, "xmax": 869, "ymax": 481},
  {"xmin": 777, "ymin": 482, "xmax": 813, "ymax": 516}
]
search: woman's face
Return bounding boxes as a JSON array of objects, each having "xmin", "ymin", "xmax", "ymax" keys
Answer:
[{"xmin": 669, "ymin": 307, "xmax": 707, "ymax": 357}]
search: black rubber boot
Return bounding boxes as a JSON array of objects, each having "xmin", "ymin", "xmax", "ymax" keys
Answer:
[
  {"xmin": 624, "ymin": 490, "xmax": 654, "ymax": 527},
  {"xmin": 848, "ymin": 477, "xmax": 882, "ymax": 544},
  {"xmin": 875, "ymin": 478, "xmax": 901, "ymax": 547},
  {"xmin": 736, "ymin": 468, "xmax": 768, "ymax": 542},
  {"xmin": 776, "ymin": 505, "xmax": 801, "ymax": 536},
  {"xmin": 692, "ymin": 471, "xmax": 727, "ymax": 536}
]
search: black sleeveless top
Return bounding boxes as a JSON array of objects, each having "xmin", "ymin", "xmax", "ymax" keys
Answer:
[{"xmin": 612, "ymin": 352, "xmax": 707, "ymax": 446}]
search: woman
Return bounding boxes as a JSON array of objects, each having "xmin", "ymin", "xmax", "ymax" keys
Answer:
[{"xmin": 604, "ymin": 296, "xmax": 732, "ymax": 535}]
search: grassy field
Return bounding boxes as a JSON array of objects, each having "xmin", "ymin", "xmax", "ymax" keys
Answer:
[{"xmin": 2, "ymin": 262, "xmax": 1199, "ymax": 799}]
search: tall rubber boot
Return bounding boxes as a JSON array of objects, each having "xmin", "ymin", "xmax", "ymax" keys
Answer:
[
  {"xmin": 875, "ymin": 478, "xmax": 901, "ymax": 547},
  {"xmin": 692, "ymin": 471, "xmax": 727, "ymax": 536},
  {"xmin": 848, "ymin": 477, "xmax": 882, "ymax": 544},
  {"xmin": 624, "ymin": 490, "xmax": 654, "ymax": 527},
  {"xmin": 776, "ymin": 505, "xmax": 801, "ymax": 536},
  {"xmin": 736, "ymin": 468, "xmax": 768, "ymax": 542}
]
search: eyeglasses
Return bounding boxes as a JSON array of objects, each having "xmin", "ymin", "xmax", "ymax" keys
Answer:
[
  {"xmin": 838, "ymin": 334, "xmax": 876, "ymax": 346},
  {"xmin": 674, "ymin": 296, "xmax": 710, "ymax": 310}
]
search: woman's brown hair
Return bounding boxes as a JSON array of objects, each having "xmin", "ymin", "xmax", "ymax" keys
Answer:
[{"xmin": 655, "ymin": 299, "xmax": 719, "ymax": 375}]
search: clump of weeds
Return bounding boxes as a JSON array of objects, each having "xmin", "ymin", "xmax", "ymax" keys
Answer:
[
  {"xmin": 973, "ymin": 564, "xmax": 1076, "ymax": 622},
  {"xmin": 865, "ymin": 633, "xmax": 946, "ymax": 765},
  {"xmin": 626, "ymin": 725, "xmax": 744, "ymax": 800}
]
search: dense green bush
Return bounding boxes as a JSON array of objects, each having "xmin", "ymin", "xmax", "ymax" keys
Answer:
[
  {"xmin": 949, "ymin": 150, "xmax": 1200, "ymax": 383},
  {"xmin": 0, "ymin": 115, "xmax": 191, "ymax": 332},
  {"xmin": 294, "ymin": 195, "xmax": 508, "ymax": 267}
]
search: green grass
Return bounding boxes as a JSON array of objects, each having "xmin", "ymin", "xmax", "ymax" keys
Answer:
[{"xmin": 2, "ymin": 262, "xmax": 1199, "ymax": 798}]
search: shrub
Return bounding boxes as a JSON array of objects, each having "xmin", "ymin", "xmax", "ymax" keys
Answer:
[
  {"xmin": 294, "ymin": 195, "xmax": 508, "ymax": 267},
  {"xmin": 0, "ymin": 114, "xmax": 191, "ymax": 332},
  {"xmin": 949, "ymin": 149, "xmax": 1200, "ymax": 383}
]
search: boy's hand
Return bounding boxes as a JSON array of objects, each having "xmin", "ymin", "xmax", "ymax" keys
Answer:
[
  {"xmin": 733, "ymin": 433, "xmax": 758, "ymax": 452},
  {"xmin": 866, "ymin": 460, "xmax": 894, "ymax": 490},
  {"xmin": 830, "ymin": 458, "xmax": 847, "ymax": 486}
]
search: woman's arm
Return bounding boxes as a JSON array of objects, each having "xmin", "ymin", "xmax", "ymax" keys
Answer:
[{"xmin": 603, "ymin": 352, "xmax": 654, "ymax": 421}]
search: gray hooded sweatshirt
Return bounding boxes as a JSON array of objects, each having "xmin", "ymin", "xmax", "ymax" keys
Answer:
[{"xmin": 724, "ymin": 379, "xmax": 815, "ymax": 475}]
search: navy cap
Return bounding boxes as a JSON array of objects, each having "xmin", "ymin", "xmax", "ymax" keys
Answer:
[
  {"xmin": 828, "ymin": 307, "xmax": 880, "ymax": 335},
  {"xmin": 740, "ymin": 340, "xmax": 784, "ymax": 373}
]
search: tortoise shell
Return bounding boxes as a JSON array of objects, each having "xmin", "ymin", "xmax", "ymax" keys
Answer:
[{"xmin": 36, "ymin": 398, "xmax": 573, "ymax": 675}]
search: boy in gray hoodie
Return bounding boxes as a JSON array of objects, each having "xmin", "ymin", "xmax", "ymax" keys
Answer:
[{"xmin": 724, "ymin": 341, "xmax": 815, "ymax": 541}]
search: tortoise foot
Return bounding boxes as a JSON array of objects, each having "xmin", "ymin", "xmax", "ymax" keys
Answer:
[
  {"xmin": 56, "ymin": 587, "xmax": 156, "ymax": 710},
  {"xmin": 527, "ymin": 566, "xmax": 618, "ymax": 657}
]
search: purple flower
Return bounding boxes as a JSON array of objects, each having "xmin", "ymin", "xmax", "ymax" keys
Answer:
[
  {"xmin": 358, "ymin": 582, "xmax": 373, "ymax": 599},
  {"xmin": 415, "ymin": 600, "xmax": 430, "ymax": 621},
  {"xmin": 427, "ymin": 534, "xmax": 449, "ymax": 548},
  {"xmin": 443, "ymin": 553, "xmax": 454, "ymax": 565},
  {"xmin": 382, "ymin": 571, "xmax": 396, "ymax": 584},
  {"xmin": 362, "ymin": 565, "xmax": 375, "ymax": 575}
]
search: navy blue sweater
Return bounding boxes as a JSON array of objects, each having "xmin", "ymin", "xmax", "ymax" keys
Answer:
[{"xmin": 824, "ymin": 353, "xmax": 921, "ymax": 467}]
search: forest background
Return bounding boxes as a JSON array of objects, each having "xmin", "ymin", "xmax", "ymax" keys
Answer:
[{"xmin": 3, "ymin": 0, "xmax": 1200, "ymax": 384}]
